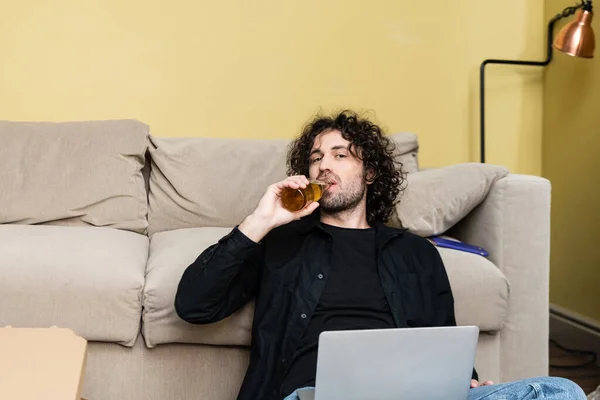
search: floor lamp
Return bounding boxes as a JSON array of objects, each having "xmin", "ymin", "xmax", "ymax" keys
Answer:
[{"xmin": 479, "ymin": 0, "xmax": 596, "ymax": 163}]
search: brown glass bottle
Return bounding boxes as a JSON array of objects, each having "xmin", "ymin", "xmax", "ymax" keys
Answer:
[{"xmin": 280, "ymin": 182, "xmax": 326, "ymax": 212}]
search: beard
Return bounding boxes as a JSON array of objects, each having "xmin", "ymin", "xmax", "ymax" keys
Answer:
[{"xmin": 319, "ymin": 173, "xmax": 366, "ymax": 214}]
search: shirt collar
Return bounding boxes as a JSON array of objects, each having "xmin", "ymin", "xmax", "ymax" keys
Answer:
[{"xmin": 298, "ymin": 209, "xmax": 407, "ymax": 245}]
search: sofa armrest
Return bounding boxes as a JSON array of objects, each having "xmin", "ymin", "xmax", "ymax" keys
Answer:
[{"xmin": 450, "ymin": 174, "xmax": 551, "ymax": 382}]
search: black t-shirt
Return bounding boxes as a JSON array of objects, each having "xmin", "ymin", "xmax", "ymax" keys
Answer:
[{"xmin": 280, "ymin": 223, "xmax": 396, "ymax": 398}]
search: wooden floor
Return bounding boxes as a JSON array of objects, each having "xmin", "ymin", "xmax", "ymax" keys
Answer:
[{"xmin": 550, "ymin": 340, "xmax": 600, "ymax": 395}]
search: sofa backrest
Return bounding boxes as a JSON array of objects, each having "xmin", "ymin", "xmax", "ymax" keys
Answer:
[
  {"xmin": 0, "ymin": 120, "xmax": 150, "ymax": 234},
  {"xmin": 0, "ymin": 119, "xmax": 418, "ymax": 236},
  {"xmin": 146, "ymin": 132, "xmax": 419, "ymax": 235}
]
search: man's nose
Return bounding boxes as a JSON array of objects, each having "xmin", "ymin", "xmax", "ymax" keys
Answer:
[{"xmin": 319, "ymin": 155, "xmax": 332, "ymax": 172}]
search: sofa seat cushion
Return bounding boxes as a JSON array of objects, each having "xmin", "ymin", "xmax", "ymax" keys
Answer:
[
  {"xmin": 0, "ymin": 225, "xmax": 148, "ymax": 347},
  {"xmin": 144, "ymin": 228, "xmax": 509, "ymax": 347},
  {"xmin": 143, "ymin": 227, "xmax": 254, "ymax": 348},
  {"xmin": 439, "ymin": 246, "xmax": 509, "ymax": 331}
]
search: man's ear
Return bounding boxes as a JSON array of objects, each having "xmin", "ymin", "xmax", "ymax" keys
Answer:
[{"xmin": 365, "ymin": 166, "xmax": 377, "ymax": 184}]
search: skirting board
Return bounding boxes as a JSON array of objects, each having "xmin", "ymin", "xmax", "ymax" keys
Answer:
[{"xmin": 550, "ymin": 303, "xmax": 600, "ymax": 367}]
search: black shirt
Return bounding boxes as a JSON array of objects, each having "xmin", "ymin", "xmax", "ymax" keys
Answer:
[
  {"xmin": 280, "ymin": 223, "xmax": 396, "ymax": 397},
  {"xmin": 174, "ymin": 212, "xmax": 477, "ymax": 400}
]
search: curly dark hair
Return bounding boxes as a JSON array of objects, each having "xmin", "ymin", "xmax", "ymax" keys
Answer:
[{"xmin": 287, "ymin": 110, "xmax": 405, "ymax": 226}]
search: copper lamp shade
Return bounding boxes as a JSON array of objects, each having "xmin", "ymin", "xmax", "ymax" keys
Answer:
[{"xmin": 553, "ymin": 8, "xmax": 595, "ymax": 58}]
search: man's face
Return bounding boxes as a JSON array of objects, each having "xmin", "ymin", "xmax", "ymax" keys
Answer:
[{"xmin": 308, "ymin": 130, "xmax": 367, "ymax": 213}]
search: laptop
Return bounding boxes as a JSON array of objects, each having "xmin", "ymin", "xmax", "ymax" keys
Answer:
[{"xmin": 297, "ymin": 325, "xmax": 479, "ymax": 400}]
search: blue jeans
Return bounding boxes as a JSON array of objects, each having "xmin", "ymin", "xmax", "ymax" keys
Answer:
[{"xmin": 283, "ymin": 377, "xmax": 587, "ymax": 400}]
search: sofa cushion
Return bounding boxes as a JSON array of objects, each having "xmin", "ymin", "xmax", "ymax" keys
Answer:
[
  {"xmin": 143, "ymin": 227, "xmax": 254, "ymax": 348},
  {"xmin": 438, "ymin": 247, "xmax": 509, "ymax": 330},
  {"xmin": 0, "ymin": 120, "xmax": 149, "ymax": 234},
  {"xmin": 147, "ymin": 133, "xmax": 419, "ymax": 235},
  {"xmin": 389, "ymin": 163, "xmax": 509, "ymax": 236},
  {"xmin": 143, "ymin": 227, "xmax": 508, "ymax": 347},
  {"xmin": 389, "ymin": 132, "xmax": 419, "ymax": 174},
  {"xmin": 147, "ymin": 137, "xmax": 289, "ymax": 236},
  {"xmin": 0, "ymin": 225, "xmax": 148, "ymax": 347}
]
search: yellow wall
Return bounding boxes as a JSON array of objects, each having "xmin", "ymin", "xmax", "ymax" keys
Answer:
[
  {"xmin": 0, "ymin": 0, "xmax": 544, "ymax": 173},
  {"xmin": 544, "ymin": 1, "xmax": 600, "ymax": 321}
]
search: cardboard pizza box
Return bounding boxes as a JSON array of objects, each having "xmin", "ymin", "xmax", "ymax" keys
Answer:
[{"xmin": 0, "ymin": 326, "xmax": 88, "ymax": 400}]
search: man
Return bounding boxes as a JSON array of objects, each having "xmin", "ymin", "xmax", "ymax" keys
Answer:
[{"xmin": 175, "ymin": 111, "xmax": 586, "ymax": 400}]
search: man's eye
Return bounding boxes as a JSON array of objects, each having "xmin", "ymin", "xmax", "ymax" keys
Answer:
[
  {"xmin": 311, "ymin": 157, "xmax": 322, "ymax": 163},
  {"xmin": 335, "ymin": 154, "xmax": 347, "ymax": 159}
]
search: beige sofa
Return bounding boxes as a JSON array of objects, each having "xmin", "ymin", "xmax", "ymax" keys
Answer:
[{"xmin": 0, "ymin": 120, "xmax": 551, "ymax": 400}]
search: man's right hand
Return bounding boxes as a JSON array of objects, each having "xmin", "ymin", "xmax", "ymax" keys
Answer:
[{"xmin": 238, "ymin": 176, "xmax": 320, "ymax": 243}]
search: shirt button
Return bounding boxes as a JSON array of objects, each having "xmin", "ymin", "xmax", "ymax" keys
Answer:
[
  {"xmin": 318, "ymin": 274, "xmax": 324, "ymax": 279},
  {"xmin": 301, "ymin": 313, "xmax": 307, "ymax": 319},
  {"xmin": 282, "ymin": 358, "xmax": 287, "ymax": 363}
]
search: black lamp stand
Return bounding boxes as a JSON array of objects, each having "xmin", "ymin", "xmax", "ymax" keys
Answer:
[{"xmin": 479, "ymin": 3, "xmax": 585, "ymax": 163}]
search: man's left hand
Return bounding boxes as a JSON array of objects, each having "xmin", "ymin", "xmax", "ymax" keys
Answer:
[{"xmin": 471, "ymin": 379, "xmax": 494, "ymax": 388}]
